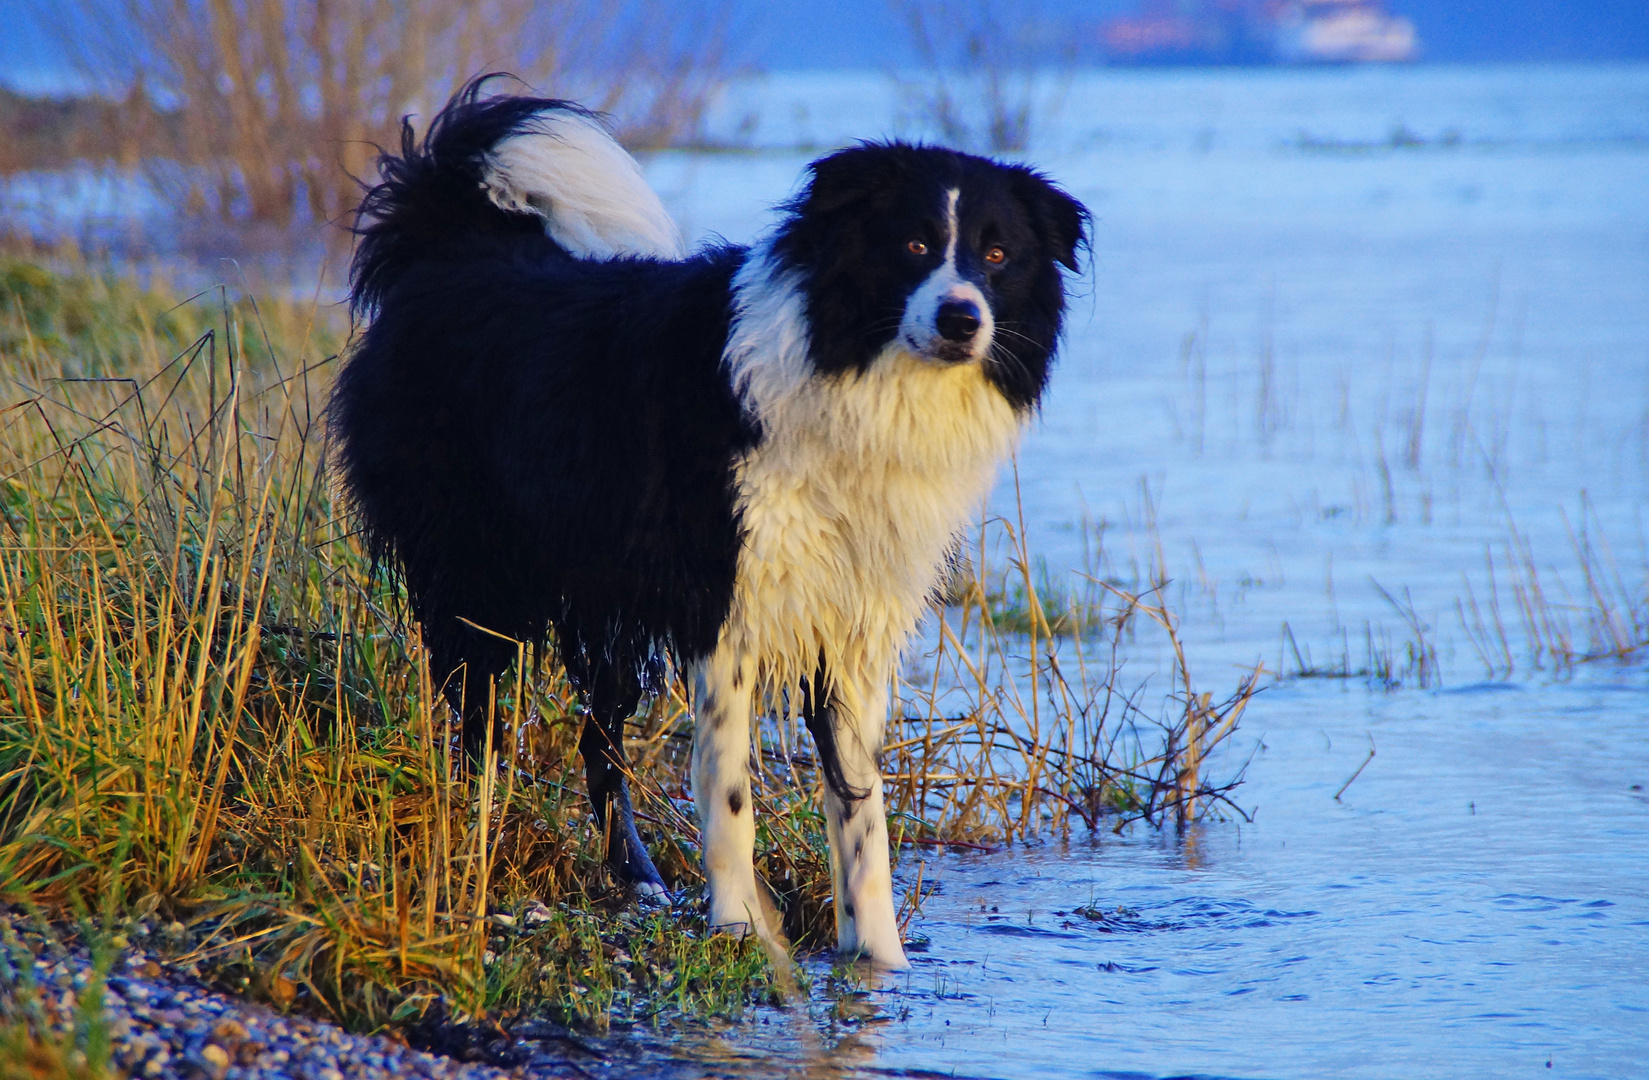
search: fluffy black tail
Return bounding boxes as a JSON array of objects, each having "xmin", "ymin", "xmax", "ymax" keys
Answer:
[{"xmin": 349, "ymin": 75, "xmax": 682, "ymax": 319}]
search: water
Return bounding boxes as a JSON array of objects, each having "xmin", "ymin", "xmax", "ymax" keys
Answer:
[
  {"xmin": 582, "ymin": 673, "xmax": 1646, "ymax": 1079},
  {"xmin": 7, "ymin": 61, "xmax": 1648, "ymax": 1079},
  {"xmin": 640, "ymin": 64, "xmax": 1649, "ymax": 1078},
  {"xmin": 868, "ymin": 678, "xmax": 1649, "ymax": 1078}
]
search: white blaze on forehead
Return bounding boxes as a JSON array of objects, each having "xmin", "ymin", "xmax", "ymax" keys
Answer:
[
  {"xmin": 942, "ymin": 187, "xmax": 960, "ymax": 263},
  {"xmin": 899, "ymin": 186, "xmax": 994, "ymax": 360}
]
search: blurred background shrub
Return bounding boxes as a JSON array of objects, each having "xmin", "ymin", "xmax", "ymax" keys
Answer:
[{"xmin": 38, "ymin": 0, "xmax": 727, "ymax": 247}]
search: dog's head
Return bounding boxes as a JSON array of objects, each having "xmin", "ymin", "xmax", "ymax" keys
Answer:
[{"xmin": 770, "ymin": 142, "xmax": 1089, "ymax": 411}]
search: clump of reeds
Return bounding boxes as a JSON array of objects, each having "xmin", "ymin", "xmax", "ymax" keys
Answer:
[
  {"xmin": 890, "ymin": 494, "xmax": 1257, "ymax": 838},
  {"xmin": 0, "ymin": 261, "xmax": 1252, "ymax": 1038},
  {"xmin": 1454, "ymin": 497, "xmax": 1649, "ymax": 679},
  {"xmin": 0, "ymin": 259, "xmax": 555, "ymax": 1029}
]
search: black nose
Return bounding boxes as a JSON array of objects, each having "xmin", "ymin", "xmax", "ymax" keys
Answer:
[{"xmin": 936, "ymin": 300, "xmax": 982, "ymax": 342}]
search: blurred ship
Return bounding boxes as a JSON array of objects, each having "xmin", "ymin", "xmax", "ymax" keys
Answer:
[
  {"xmin": 1102, "ymin": 0, "xmax": 1419, "ymax": 64},
  {"xmin": 1274, "ymin": 0, "xmax": 1419, "ymax": 62}
]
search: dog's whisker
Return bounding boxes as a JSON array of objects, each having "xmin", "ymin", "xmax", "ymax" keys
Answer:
[{"xmin": 989, "ymin": 324, "xmax": 1046, "ymax": 348}]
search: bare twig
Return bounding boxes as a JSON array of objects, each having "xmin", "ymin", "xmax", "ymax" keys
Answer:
[{"xmin": 1334, "ymin": 736, "xmax": 1377, "ymax": 801}]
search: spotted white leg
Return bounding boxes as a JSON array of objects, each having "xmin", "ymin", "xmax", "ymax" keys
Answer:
[
  {"xmin": 818, "ymin": 677, "xmax": 909, "ymax": 970},
  {"xmin": 689, "ymin": 650, "xmax": 770, "ymax": 940}
]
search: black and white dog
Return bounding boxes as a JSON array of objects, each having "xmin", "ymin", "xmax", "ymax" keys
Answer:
[{"xmin": 331, "ymin": 80, "xmax": 1087, "ymax": 970}]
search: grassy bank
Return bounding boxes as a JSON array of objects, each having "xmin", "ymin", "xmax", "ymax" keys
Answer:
[{"xmin": 0, "ymin": 256, "xmax": 1252, "ymax": 1049}]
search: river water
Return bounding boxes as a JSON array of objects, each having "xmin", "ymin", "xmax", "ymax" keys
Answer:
[{"xmin": 628, "ymin": 64, "xmax": 1649, "ymax": 1079}]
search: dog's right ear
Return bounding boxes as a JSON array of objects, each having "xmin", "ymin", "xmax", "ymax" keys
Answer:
[
  {"xmin": 795, "ymin": 142, "xmax": 911, "ymax": 216},
  {"xmin": 772, "ymin": 143, "xmax": 913, "ymax": 275}
]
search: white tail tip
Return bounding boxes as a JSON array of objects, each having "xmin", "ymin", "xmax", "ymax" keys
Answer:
[{"xmin": 483, "ymin": 109, "xmax": 684, "ymax": 261}]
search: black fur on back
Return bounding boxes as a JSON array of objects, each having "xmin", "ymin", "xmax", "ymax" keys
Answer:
[{"xmin": 332, "ymin": 81, "xmax": 758, "ymax": 706}]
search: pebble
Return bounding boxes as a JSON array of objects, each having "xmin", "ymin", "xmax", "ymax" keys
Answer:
[
  {"xmin": 199, "ymin": 1043, "xmax": 230, "ymax": 1078},
  {"xmin": 521, "ymin": 900, "xmax": 555, "ymax": 928},
  {"xmin": 212, "ymin": 1018, "xmax": 249, "ymax": 1046}
]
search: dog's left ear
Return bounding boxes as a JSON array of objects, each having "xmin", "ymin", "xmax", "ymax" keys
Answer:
[{"xmin": 1018, "ymin": 174, "xmax": 1090, "ymax": 273}]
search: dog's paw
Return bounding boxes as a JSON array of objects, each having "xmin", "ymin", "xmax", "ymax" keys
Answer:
[
  {"xmin": 838, "ymin": 931, "xmax": 911, "ymax": 971},
  {"xmin": 631, "ymin": 878, "xmax": 673, "ymax": 907}
]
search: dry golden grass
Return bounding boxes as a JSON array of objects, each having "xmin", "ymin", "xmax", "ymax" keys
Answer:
[
  {"xmin": 0, "ymin": 258, "xmax": 1252, "ymax": 1035},
  {"xmin": 890, "ymin": 485, "xmax": 1257, "ymax": 840},
  {"xmin": 1454, "ymin": 497, "xmax": 1649, "ymax": 678}
]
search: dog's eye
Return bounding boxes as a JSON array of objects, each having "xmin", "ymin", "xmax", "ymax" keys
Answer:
[
  {"xmin": 907, "ymin": 239, "xmax": 929, "ymax": 256},
  {"xmin": 984, "ymin": 246, "xmax": 1007, "ymax": 265}
]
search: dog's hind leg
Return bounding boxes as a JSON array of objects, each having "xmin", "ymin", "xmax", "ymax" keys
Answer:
[
  {"xmin": 805, "ymin": 661, "xmax": 909, "ymax": 970},
  {"xmin": 432, "ymin": 629, "xmax": 516, "ymax": 766},
  {"xmin": 579, "ymin": 663, "xmax": 668, "ymax": 895},
  {"xmin": 689, "ymin": 649, "xmax": 772, "ymax": 940}
]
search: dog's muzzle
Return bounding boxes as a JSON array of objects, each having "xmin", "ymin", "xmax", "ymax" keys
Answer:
[{"xmin": 900, "ymin": 267, "xmax": 995, "ymax": 365}]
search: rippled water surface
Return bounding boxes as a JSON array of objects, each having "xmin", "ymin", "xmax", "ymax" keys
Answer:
[
  {"xmin": 860, "ymin": 679, "xmax": 1647, "ymax": 1078},
  {"xmin": 579, "ymin": 674, "xmax": 1646, "ymax": 1080}
]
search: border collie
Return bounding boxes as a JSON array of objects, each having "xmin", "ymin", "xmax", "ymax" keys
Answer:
[{"xmin": 331, "ymin": 79, "xmax": 1087, "ymax": 970}]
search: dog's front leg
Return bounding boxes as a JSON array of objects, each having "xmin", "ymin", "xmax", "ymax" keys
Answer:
[
  {"xmin": 807, "ymin": 672, "xmax": 909, "ymax": 970},
  {"xmin": 689, "ymin": 651, "xmax": 770, "ymax": 941}
]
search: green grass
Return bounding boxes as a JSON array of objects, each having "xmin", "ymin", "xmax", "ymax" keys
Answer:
[
  {"xmin": 974, "ymin": 557, "xmax": 1106, "ymax": 639},
  {"xmin": 0, "ymin": 257, "xmax": 324, "ymax": 377},
  {"xmin": 0, "ymin": 257, "xmax": 1252, "ymax": 1041},
  {"xmin": 0, "ymin": 917, "xmax": 117, "ymax": 1080}
]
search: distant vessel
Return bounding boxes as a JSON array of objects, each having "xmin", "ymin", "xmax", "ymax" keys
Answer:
[
  {"xmin": 1102, "ymin": 0, "xmax": 1419, "ymax": 65},
  {"xmin": 1274, "ymin": 0, "xmax": 1418, "ymax": 62}
]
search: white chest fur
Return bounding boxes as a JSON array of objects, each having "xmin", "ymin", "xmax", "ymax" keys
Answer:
[{"xmin": 721, "ymin": 251, "xmax": 1023, "ymax": 708}]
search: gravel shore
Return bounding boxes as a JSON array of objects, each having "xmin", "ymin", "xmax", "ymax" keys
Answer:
[
  {"xmin": 0, "ymin": 925, "xmax": 643, "ymax": 1080},
  {"xmin": 8, "ymin": 944, "xmax": 517, "ymax": 1080},
  {"xmin": 0, "ymin": 927, "xmax": 800, "ymax": 1080}
]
